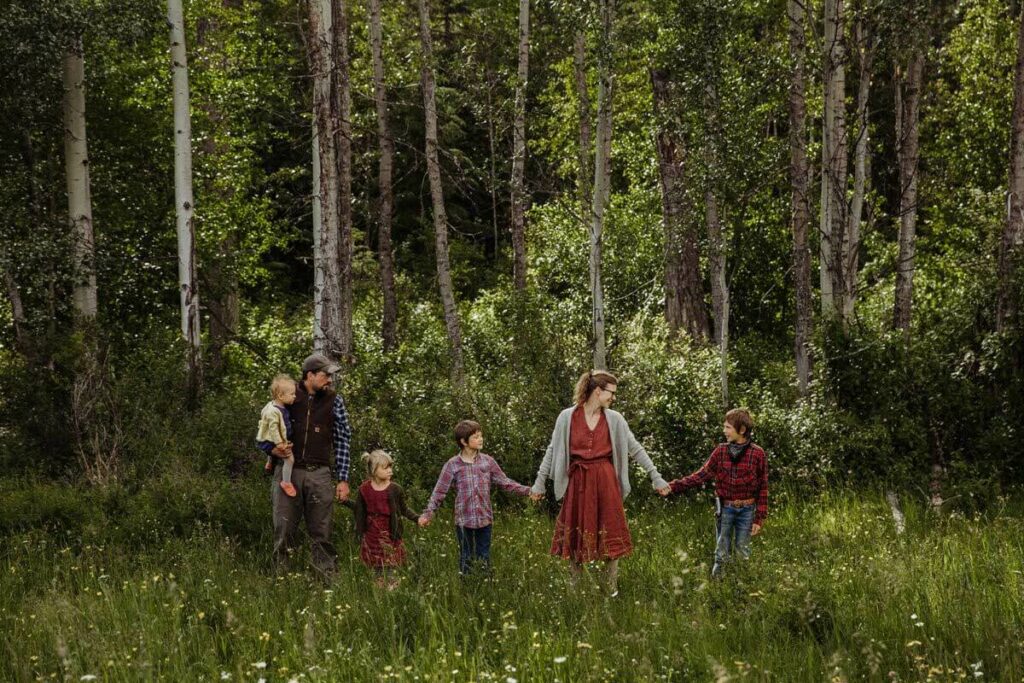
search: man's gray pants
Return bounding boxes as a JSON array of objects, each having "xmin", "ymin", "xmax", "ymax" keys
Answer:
[{"xmin": 272, "ymin": 465, "xmax": 337, "ymax": 578}]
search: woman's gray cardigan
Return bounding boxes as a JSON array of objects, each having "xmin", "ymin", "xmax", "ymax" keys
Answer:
[{"xmin": 531, "ymin": 407, "xmax": 668, "ymax": 501}]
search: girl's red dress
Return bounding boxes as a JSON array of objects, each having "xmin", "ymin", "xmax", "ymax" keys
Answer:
[
  {"xmin": 550, "ymin": 406, "xmax": 633, "ymax": 562},
  {"xmin": 358, "ymin": 481, "xmax": 407, "ymax": 568}
]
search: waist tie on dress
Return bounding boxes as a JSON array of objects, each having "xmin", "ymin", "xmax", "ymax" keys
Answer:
[{"xmin": 569, "ymin": 455, "xmax": 613, "ymax": 474}]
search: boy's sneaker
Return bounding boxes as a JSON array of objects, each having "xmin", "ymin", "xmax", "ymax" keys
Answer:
[{"xmin": 280, "ymin": 481, "xmax": 297, "ymax": 497}]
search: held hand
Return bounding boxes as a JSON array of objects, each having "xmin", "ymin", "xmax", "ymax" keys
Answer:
[
  {"xmin": 751, "ymin": 523, "xmax": 762, "ymax": 536},
  {"xmin": 335, "ymin": 481, "xmax": 350, "ymax": 502},
  {"xmin": 529, "ymin": 493, "xmax": 544, "ymax": 503},
  {"xmin": 656, "ymin": 486, "xmax": 671, "ymax": 497},
  {"xmin": 418, "ymin": 515, "xmax": 430, "ymax": 528},
  {"xmin": 271, "ymin": 443, "xmax": 292, "ymax": 458}
]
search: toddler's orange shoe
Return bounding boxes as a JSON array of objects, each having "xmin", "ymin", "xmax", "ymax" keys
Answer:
[{"xmin": 280, "ymin": 481, "xmax": 297, "ymax": 497}]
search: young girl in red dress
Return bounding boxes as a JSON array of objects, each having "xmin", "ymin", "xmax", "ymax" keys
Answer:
[{"xmin": 347, "ymin": 450, "xmax": 419, "ymax": 589}]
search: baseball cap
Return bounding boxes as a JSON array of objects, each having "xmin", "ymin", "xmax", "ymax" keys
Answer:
[{"xmin": 301, "ymin": 353, "xmax": 341, "ymax": 376}]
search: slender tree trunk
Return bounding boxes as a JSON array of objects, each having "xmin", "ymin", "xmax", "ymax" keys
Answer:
[
  {"xmin": 998, "ymin": 6, "xmax": 1024, "ymax": 332},
  {"xmin": 707, "ymin": 187, "xmax": 729, "ymax": 407},
  {"xmin": 63, "ymin": 39, "xmax": 97, "ymax": 321},
  {"xmin": 590, "ymin": 0, "xmax": 614, "ymax": 371},
  {"xmin": 789, "ymin": 0, "xmax": 813, "ymax": 394},
  {"xmin": 419, "ymin": 0, "xmax": 465, "ymax": 387},
  {"xmin": 368, "ymin": 0, "xmax": 398, "ymax": 351},
  {"xmin": 845, "ymin": 15, "xmax": 873, "ymax": 323},
  {"xmin": 510, "ymin": 0, "xmax": 530, "ymax": 291},
  {"xmin": 651, "ymin": 68, "xmax": 709, "ymax": 342},
  {"xmin": 893, "ymin": 51, "xmax": 923, "ymax": 334},
  {"xmin": 308, "ymin": 0, "xmax": 343, "ymax": 357},
  {"xmin": 333, "ymin": 0, "xmax": 354, "ymax": 360},
  {"xmin": 821, "ymin": 0, "xmax": 847, "ymax": 319},
  {"xmin": 168, "ymin": 0, "xmax": 202, "ymax": 398},
  {"xmin": 574, "ymin": 31, "xmax": 593, "ymax": 235}
]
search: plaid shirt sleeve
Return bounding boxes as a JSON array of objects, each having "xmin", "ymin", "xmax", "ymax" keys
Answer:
[
  {"xmin": 486, "ymin": 456, "xmax": 530, "ymax": 496},
  {"xmin": 755, "ymin": 448, "xmax": 768, "ymax": 526},
  {"xmin": 423, "ymin": 460, "xmax": 456, "ymax": 520},
  {"xmin": 669, "ymin": 447, "xmax": 720, "ymax": 494},
  {"xmin": 332, "ymin": 395, "xmax": 352, "ymax": 481}
]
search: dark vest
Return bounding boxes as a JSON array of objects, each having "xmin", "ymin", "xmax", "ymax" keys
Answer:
[{"xmin": 288, "ymin": 380, "xmax": 335, "ymax": 467}]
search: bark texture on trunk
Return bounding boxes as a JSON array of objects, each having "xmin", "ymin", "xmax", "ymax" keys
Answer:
[
  {"xmin": 650, "ymin": 68, "xmax": 709, "ymax": 342},
  {"xmin": 998, "ymin": 7, "xmax": 1024, "ymax": 332},
  {"xmin": 308, "ymin": 0, "xmax": 343, "ymax": 358},
  {"xmin": 510, "ymin": 0, "xmax": 530, "ymax": 291},
  {"xmin": 63, "ymin": 40, "xmax": 98, "ymax": 321},
  {"xmin": 589, "ymin": 0, "xmax": 614, "ymax": 371},
  {"xmin": 789, "ymin": 0, "xmax": 813, "ymax": 394},
  {"xmin": 845, "ymin": 16, "xmax": 873, "ymax": 323},
  {"xmin": 369, "ymin": 0, "xmax": 398, "ymax": 351},
  {"xmin": 333, "ymin": 0, "xmax": 354, "ymax": 360},
  {"xmin": 168, "ymin": 0, "xmax": 203, "ymax": 397},
  {"xmin": 893, "ymin": 51, "xmax": 923, "ymax": 333},
  {"xmin": 820, "ymin": 0, "xmax": 847, "ymax": 319},
  {"xmin": 419, "ymin": 0, "xmax": 465, "ymax": 387},
  {"xmin": 707, "ymin": 186, "xmax": 729, "ymax": 408}
]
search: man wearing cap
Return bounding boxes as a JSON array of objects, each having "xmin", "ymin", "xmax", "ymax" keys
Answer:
[{"xmin": 265, "ymin": 353, "xmax": 352, "ymax": 578}]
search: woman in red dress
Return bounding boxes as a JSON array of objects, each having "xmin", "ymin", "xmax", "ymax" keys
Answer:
[
  {"xmin": 348, "ymin": 450, "xmax": 419, "ymax": 589},
  {"xmin": 531, "ymin": 370, "xmax": 670, "ymax": 593}
]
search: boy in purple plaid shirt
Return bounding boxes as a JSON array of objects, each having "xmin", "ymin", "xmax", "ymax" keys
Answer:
[{"xmin": 419, "ymin": 420, "xmax": 531, "ymax": 575}]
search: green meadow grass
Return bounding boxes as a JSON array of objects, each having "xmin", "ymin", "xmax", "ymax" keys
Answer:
[{"xmin": 2, "ymin": 490, "xmax": 1022, "ymax": 682}]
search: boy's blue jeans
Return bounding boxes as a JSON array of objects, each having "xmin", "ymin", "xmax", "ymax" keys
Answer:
[
  {"xmin": 712, "ymin": 504, "xmax": 755, "ymax": 577},
  {"xmin": 455, "ymin": 524, "xmax": 492, "ymax": 575}
]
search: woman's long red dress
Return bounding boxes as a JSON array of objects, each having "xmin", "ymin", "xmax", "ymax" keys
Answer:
[
  {"xmin": 359, "ymin": 481, "xmax": 407, "ymax": 568},
  {"xmin": 550, "ymin": 406, "xmax": 633, "ymax": 562}
]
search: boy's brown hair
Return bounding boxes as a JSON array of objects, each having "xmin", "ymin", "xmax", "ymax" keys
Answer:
[
  {"xmin": 454, "ymin": 419, "xmax": 482, "ymax": 448},
  {"xmin": 725, "ymin": 408, "xmax": 754, "ymax": 437}
]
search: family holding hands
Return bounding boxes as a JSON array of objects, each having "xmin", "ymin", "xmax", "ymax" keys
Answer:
[{"xmin": 258, "ymin": 355, "xmax": 768, "ymax": 590}]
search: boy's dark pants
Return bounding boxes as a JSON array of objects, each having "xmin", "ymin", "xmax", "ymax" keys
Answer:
[{"xmin": 455, "ymin": 524, "xmax": 492, "ymax": 575}]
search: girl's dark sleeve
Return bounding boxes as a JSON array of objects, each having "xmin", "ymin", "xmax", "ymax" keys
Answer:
[{"xmin": 397, "ymin": 485, "xmax": 420, "ymax": 523}]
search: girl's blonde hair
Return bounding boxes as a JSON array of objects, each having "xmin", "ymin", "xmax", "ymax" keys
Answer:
[
  {"xmin": 270, "ymin": 374, "xmax": 294, "ymax": 400},
  {"xmin": 361, "ymin": 449, "xmax": 393, "ymax": 479},
  {"xmin": 573, "ymin": 369, "xmax": 618, "ymax": 405}
]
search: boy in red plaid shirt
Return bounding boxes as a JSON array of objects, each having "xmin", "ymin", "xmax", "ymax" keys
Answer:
[{"xmin": 660, "ymin": 409, "xmax": 767, "ymax": 577}]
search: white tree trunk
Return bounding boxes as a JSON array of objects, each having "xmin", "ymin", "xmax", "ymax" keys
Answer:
[
  {"xmin": 419, "ymin": 0, "xmax": 465, "ymax": 387},
  {"xmin": 820, "ymin": 0, "xmax": 847, "ymax": 319},
  {"xmin": 63, "ymin": 39, "xmax": 97, "ymax": 321},
  {"xmin": 590, "ymin": 0, "xmax": 614, "ymax": 371},
  {"xmin": 510, "ymin": 0, "xmax": 530, "ymax": 291},
  {"xmin": 845, "ymin": 17, "xmax": 872, "ymax": 323},
  {"xmin": 789, "ymin": 0, "xmax": 813, "ymax": 394},
  {"xmin": 893, "ymin": 52, "xmax": 923, "ymax": 333},
  {"xmin": 308, "ymin": 0, "xmax": 343, "ymax": 357},
  {"xmin": 168, "ymin": 0, "xmax": 202, "ymax": 393}
]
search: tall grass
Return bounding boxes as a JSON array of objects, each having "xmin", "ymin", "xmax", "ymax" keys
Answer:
[{"xmin": 2, "ymin": 490, "xmax": 1022, "ymax": 681}]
